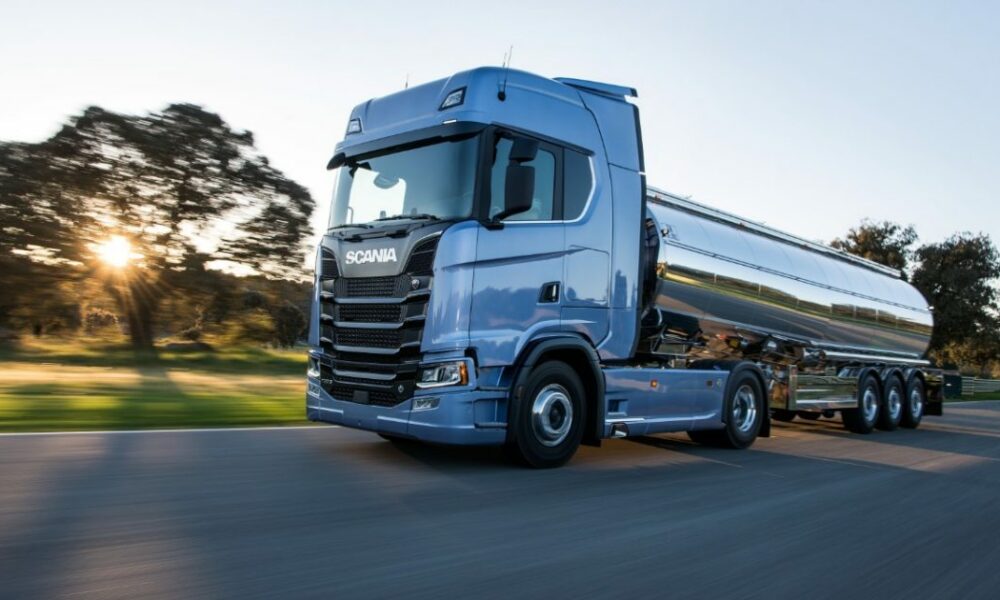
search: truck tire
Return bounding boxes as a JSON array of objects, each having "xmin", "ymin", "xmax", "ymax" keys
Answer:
[
  {"xmin": 901, "ymin": 378, "xmax": 925, "ymax": 429},
  {"xmin": 876, "ymin": 377, "xmax": 904, "ymax": 431},
  {"xmin": 687, "ymin": 369, "xmax": 764, "ymax": 449},
  {"xmin": 842, "ymin": 374, "xmax": 880, "ymax": 434},
  {"xmin": 507, "ymin": 361, "xmax": 586, "ymax": 468}
]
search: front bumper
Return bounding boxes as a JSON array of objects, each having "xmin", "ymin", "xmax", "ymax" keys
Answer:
[{"xmin": 306, "ymin": 378, "xmax": 507, "ymax": 445}]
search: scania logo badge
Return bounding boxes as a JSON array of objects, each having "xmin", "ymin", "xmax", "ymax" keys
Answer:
[{"xmin": 344, "ymin": 248, "xmax": 397, "ymax": 265}]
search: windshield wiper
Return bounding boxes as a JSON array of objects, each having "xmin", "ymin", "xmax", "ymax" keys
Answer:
[{"xmin": 373, "ymin": 213, "xmax": 441, "ymax": 222}]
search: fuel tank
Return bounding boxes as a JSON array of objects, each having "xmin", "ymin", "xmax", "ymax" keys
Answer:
[{"xmin": 646, "ymin": 188, "xmax": 933, "ymax": 359}]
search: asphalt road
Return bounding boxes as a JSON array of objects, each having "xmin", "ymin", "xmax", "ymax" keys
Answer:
[{"xmin": 2, "ymin": 402, "xmax": 999, "ymax": 599}]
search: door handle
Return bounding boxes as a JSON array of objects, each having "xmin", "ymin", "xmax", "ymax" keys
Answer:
[{"xmin": 539, "ymin": 282, "xmax": 560, "ymax": 303}]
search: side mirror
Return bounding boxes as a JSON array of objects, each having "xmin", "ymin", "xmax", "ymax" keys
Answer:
[
  {"xmin": 493, "ymin": 164, "xmax": 534, "ymax": 222},
  {"xmin": 490, "ymin": 137, "xmax": 538, "ymax": 223}
]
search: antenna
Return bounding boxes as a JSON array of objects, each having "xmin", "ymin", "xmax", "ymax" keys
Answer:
[
  {"xmin": 498, "ymin": 45, "xmax": 513, "ymax": 101},
  {"xmin": 404, "ymin": 72, "xmax": 409, "ymax": 89}
]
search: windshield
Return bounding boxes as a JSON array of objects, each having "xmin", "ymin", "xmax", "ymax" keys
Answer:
[{"xmin": 328, "ymin": 135, "xmax": 479, "ymax": 228}]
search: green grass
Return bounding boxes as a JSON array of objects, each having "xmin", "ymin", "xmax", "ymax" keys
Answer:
[
  {"xmin": 0, "ymin": 338, "xmax": 310, "ymax": 432},
  {"xmin": 0, "ymin": 338, "xmax": 307, "ymax": 375}
]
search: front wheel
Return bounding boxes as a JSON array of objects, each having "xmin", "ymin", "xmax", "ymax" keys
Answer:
[
  {"xmin": 688, "ymin": 369, "xmax": 764, "ymax": 449},
  {"xmin": 506, "ymin": 361, "xmax": 586, "ymax": 468}
]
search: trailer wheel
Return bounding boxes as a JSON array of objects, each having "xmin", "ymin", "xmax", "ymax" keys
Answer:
[
  {"xmin": 688, "ymin": 370, "xmax": 763, "ymax": 449},
  {"xmin": 901, "ymin": 378, "xmax": 925, "ymax": 429},
  {"xmin": 876, "ymin": 377, "xmax": 904, "ymax": 431},
  {"xmin": 507, "ymin": 361, "xmax": 585, "ymax": 468},
  {"xmin": 842, "ymin": 374, "xmax": 880, "ymax": 434}
]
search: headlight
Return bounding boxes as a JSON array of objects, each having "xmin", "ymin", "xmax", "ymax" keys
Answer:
[{"xmin": 417, "ymin": 361, "xmax": 469, "ymax": 388}]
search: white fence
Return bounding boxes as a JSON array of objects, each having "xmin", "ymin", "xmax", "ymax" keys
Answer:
[{"xmin": 962, "ymin": 377, "xmax": 1000, "ymax": 396}]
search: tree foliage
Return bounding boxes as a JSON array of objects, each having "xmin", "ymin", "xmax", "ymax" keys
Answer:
[
  {"xmin": 0, "ymin": 104, "xmax": 314, "ymax": 348},
  {"xmin": 911, "ymin": 233, "xmax": 1000, "ymax": 364},
  {"xmin": 831, "ymin": 219, "xmax": 918, "ymax": 275},
  {"xmin": 271, "ymin": 301, "xmax": 307, "ymax": 348}
]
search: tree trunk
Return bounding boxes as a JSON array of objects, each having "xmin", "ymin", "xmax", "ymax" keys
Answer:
[{"xmin": 108, "ymin": 277, "xmax": 160, "ymax": 351}]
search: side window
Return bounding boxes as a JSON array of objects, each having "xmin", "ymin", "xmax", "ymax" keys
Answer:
[
  {"xmin": 563, "ymin": 149, "xmax": 592, "ymax": 220},
  {"xmin": 490, "ymin": 137, "xmax": 557, "ymax": 221}
]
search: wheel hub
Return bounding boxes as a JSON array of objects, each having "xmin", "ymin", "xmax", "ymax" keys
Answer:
[
  {"xmin": 888, "ymin": 387, "xmax": 902, "ymax": 420},
  {"xmin": 862, "ymin": 387, "xmax": 879, "ymax": 423},
  {"xmin": 531, "ymin": 384, "xmax": 574, "ymax": 447},
  {"xmin": 910, "ymin": 387, "xmax": 923, "ymax": 418},
  {"xmin": 732, "ymin": 384, "xmax": 757, "ymax": 433}
]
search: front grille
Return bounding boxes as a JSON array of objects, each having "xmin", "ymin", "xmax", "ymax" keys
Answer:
[
  {"xmin": 337, "ymin": 304, "xmax": 401, "ymax": 323},
  {"xmin": 316, "ymin": 234, "xmax": 439, "ymax": 408},
  {"xmin": 339, "ymin": 276, "xmax": 400, "ymax": 298},
  {"xmin": 335, "ymin": 328, "xmax": 402, "ymax": 349}
]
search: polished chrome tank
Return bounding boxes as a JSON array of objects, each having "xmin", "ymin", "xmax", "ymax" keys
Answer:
[{"xmin": 647, "ymin": 188, "xmax": 933, "ymax": 359}]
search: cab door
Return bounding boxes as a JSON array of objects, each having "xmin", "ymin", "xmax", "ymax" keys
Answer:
[{"xmin": 470, "ymin": 134, "xmax": 565, "ymax": 367}]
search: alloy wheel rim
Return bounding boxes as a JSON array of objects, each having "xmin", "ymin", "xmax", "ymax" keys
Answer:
[{"xmin": 910, "ymin": 387, "xmax": 923, "ymax": 419}]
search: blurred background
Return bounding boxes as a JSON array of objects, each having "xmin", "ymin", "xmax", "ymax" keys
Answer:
[{"xmin": 2, "ymin": 0, "xmax": 999, "ymax": 432}]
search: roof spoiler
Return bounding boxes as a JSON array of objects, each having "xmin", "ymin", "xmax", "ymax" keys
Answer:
[{"xmin": 555, "ymin": 77, "xmax": 638, "ymax": 99}]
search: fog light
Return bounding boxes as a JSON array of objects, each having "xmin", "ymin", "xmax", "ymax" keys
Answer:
[
  {"xmin": 307, "ymin": 382, "xmax": 322, "ymax": 398},
  {"xmin": 417, "ymin": 361, "xmax": 468, "ymax": 389},
  {"xmin": 413, "ymin": 397, "xmax": 440, "ymax": 411}
]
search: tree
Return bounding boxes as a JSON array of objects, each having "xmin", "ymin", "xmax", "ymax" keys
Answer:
[
  {"xmin": 911, "ymin": 233, "xmax": 1000, "ymax": 364},
  {"xmin": 272, "ymin": 301, "xmax": 307, "ymax": 348},
  {"xmin": 831, "ymin": 220, "xmax": 918, "ymax": 276},
  {"xmin": 0, "ymin": 104, "xmax": 314, "ymax": 349}
]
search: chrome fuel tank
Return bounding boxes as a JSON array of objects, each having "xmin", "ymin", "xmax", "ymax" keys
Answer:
[{"xmin": 647, "ymin": 188, "xmax": 933, "ymax": 358}]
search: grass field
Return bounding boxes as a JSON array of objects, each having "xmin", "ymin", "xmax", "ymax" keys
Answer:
[
  {"xmin": 0, "ymin": 339, "xmax": 309, "ymax": 432},
  {"xmin": 2, "ymin": 338, "xmax": 998, "ymax": 432}
]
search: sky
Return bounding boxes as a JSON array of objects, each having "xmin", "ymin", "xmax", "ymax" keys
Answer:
[{"xmin": 3, "ymin": 0, "xmax": 999, "ymax": 253}]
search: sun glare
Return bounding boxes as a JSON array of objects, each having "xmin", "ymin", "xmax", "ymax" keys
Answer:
[{"xmin": 96, "ymin": 235, "xmax": 135, "ymax": 268}]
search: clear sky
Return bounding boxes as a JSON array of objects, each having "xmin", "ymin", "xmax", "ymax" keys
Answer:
[{"xmin": 3, "ymin": 0, "xmax": 998, "ymax": 252}]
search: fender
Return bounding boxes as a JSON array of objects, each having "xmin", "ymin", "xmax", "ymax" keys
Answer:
[
  {"xmin": 688, "ymin": 359, "xmax": 771, "ymax": 438},
  {"xmin": 857, "ymin": 366, "xmax": 884, "ymax": 394},
  {"xmin": 509, "ymin": 334, "xmax": 605, "ymax": 447}
]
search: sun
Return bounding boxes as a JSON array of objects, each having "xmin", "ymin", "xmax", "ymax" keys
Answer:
[{"xmin": 96, "ymin": 235, "xmax": 135, "ymax": 268}]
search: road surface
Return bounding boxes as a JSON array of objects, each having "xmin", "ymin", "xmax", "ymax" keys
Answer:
[{"xmin": 2, "ymin": 402, "xmax": 999, "ymax": 599}]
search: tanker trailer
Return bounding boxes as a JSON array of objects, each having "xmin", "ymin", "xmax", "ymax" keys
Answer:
[{"xmin": 640, "ymin": 188, "xmax": 939, "ymax": 434}]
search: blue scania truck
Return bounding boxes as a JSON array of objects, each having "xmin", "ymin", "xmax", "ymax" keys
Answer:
[{"xmin": 306, "ymin": 67, "xmax": 942, "ymax": 467}]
